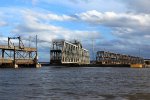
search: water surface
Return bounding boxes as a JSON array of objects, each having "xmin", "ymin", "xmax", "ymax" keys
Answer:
[{"xmin": 0, "ymin": 66, "xmax": 150, "ymax": 100}]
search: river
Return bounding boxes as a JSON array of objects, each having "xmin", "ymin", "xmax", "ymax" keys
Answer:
[{"xmin": 0, "ymin": 66, "xmax": 150, "ymax": 100}]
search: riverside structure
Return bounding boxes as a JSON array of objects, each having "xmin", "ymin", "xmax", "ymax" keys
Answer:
[
  {"xmin": 50, "ymin": 39, "xmax": 90, "ymax": 65},
  {"xmin": 0, "ymin": 37, "xmax": 41, "ymax": 68},
  {"xmin": 96, "ymin": 51, "xmax": 144, "ymax": 67}
]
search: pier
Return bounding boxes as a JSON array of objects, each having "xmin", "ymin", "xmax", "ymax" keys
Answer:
[{"xmin": 0, "ymin": 37, "xmax": 41, "ymax": 68}]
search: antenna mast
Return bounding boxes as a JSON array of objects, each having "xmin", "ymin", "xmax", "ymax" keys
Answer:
[
  {"xmin": 35, "ymin": 35, "xmax": 38, "ymax": 63},
  {"xmin": 92, "ymin": 38, "xmax": 95, "ymax": 61}
]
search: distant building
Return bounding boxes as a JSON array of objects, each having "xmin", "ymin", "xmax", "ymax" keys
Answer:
[{"xmin": 50, "ymin": 40, "xmax": 90, "ymax": 65}]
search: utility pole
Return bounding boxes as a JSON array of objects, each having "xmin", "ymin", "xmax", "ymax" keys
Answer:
[
  {"xmin": 29, "ymin": 36, "xmax": 31, "ymax": 48},
  {"xmin": 92, "ymin": 38, "xmax": 95, "ymax": 62},
  {"xmin": 36, "ymin": 35, "xmax": 38, "ymax": 64},
  {"xmin": 29, "ymin": 36, "xmax": 31, "ymax": 59},
  {"xmin": 36, "ymin": 35, "xmax": 37, "ymax": 51},
  {"xmin": 139, "ymin": 48, "xmax": 141, "ymax": 57}
]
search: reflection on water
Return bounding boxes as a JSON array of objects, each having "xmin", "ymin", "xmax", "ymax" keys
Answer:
[{"xmin": 0, "ymin": 67, "xmax": 150, "ymax": 100}]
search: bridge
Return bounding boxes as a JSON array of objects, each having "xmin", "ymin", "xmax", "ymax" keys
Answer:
[
  {"xmin": 50, "ymin": 39, "xmax": 90, "ymax": 65},
  {"xmin": 0, "ymin": 36, "xmax": 41, "ymax": 68},
  {"xmin": 96, "ymin": 51, "xmax": 144, "ymax": 65}
]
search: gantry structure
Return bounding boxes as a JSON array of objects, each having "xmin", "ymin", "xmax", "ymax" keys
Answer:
[
  {"xmin": 0, "ymin": 36, "xmax": 41, "ymax": 68},
  {"xmin": 96, "ymin": 51, "xmax": 144, "ymax": 65},
  {"xmin": 50, "ymin": 39, "xmax": 90, "ymax": 65}
]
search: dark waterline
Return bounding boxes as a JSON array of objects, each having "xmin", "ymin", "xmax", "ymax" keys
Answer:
[{"xmin": 0, "ymin": 66, "xmax": 150, "ymax": 100}]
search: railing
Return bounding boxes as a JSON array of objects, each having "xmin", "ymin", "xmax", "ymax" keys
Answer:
[
  {"xmin": 16, "ymin": 59, "xmax": 34, "ymax": 64},
  {"xmin": 0, "ymin": 58, "xmax": 34, "ymax": 64},
  {"xmin": 0, "ymin": 45, "xmax": 37, "ymax": 52},
  {"xmin": 0, "ymin": 58, "xmax": 13, "ymax": 63}
]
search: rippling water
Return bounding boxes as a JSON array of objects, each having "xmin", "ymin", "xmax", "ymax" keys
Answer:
[{"xmin": 0, "ymin": 66, "xmax": 150, "ymax": 100}]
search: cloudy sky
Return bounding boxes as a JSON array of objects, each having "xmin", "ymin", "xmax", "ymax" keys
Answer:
[{"xmin": 0, "ymin": 0, "xmax": 150, "ymax": 61}]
